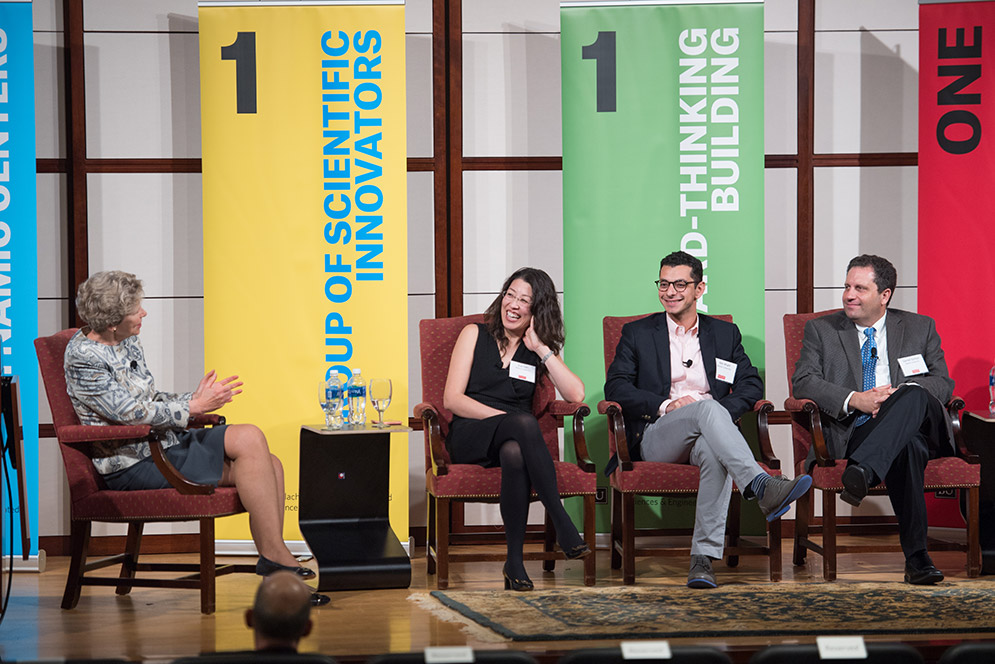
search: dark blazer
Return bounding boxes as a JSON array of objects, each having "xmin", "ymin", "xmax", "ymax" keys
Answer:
[
  {"xmin": 791, "ymin": 308, "xmax": 955, "ymax": 466},
  {"xmin": 603, "ymin": 312, "xmax": 763, "ymax": 475}
]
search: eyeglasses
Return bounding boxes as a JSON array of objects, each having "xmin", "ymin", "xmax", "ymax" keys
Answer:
[
  {"xmin": 655, "ymin": 279, "xmax": 696, "ymax": 293},
  {"xmin": 502, "ymin": 291, "xmax": 532, "ymax": 307}
]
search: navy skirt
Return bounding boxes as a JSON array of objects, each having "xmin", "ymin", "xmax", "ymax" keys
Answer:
[{"xmin": 102, "ymin": 425, "xmax": 228, "ymax": 491}]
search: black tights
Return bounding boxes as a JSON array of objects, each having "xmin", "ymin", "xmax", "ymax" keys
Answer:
[{"xmin": 495, "ymin": 412, "xmax": 583, "ymax": 576}]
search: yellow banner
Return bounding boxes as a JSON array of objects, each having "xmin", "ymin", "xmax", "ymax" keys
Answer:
[{"xmin": 199, "ymin": 1, "xmax": 408, "ymax": 544}]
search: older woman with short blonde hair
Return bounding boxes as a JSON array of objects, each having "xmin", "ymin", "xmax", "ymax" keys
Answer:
[{"xmin": 65, "ymin": 271, "xmax": 326, "ymax": 604}]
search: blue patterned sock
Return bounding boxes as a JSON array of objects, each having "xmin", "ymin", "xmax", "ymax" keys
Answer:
[{"xmin": 747, "ymin": 473, "xmax": 770, "ymax": 500}]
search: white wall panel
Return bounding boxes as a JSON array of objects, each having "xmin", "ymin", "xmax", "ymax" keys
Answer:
[
  {"xmin": 32, "ymin": 0, "xmax": 61, "ymax": 31},
  {"xmin": 407, "ymin": 293, "xmax": 435, "ymax": 528},
  {"xmin": 34, "ymin": 32, "xmax": 65, "ymax": 159},
  {"xmin": 764, "ymin": 168, "xmax": 796, "ymax": 291},
  {"xmin": 37, "ymin": 174, "xmax": 67, "ymax": 299},
  {"xmin": 463, "ymin": 0, "xmax": 558, "ymax": 33},
  {"xmin": 407, "ymin": 34, "xmax": 434, "ymax": 158},
  {"xmin": 408, "ymin": 171, "xmax": 435, "ymax": 294},
  {"xmin": 463, "ymin": 170, "xmax": 564, "ymax": 294},
  {"xmin": 765, "ymin": 0, "xmax": 797, "ymax": 32},
  {"xmin": 815, "ymin": 30, "xmax": 918, "ymax": 154},
  {"xmin": 86, "ymin": 173, "xmax": 204, "ymax": 297},
  {"xmin": 84, "ymin": 32, "xmax": 201, "ymax": 158},
  {"xmin": 816, "ymin": 0, "xmax": 918, "ymax": 32},
  {"xmin": 765, "ymin": 289, "xmax": 796, "ymax": 410},
  {"xmin": 84, "ymin": 0, "xmax": 196, "ymax": 31},
  {"xmin": 463, "ymin": 292, "xmax": 493, "ymax": 317},
  {"xmin": 406, "ymin": 0, "xmax": 432, "ymax": 33},
  {"xmin": 765, "ymin": 32, "xmax": 797, "ymax": 155},
  {"xmin": 813, "ymin": 166, "xmax": 917, "ymax": 289},
  {"xmin": 463, "ymin": 33, "xmax": 561, "ymax": 157}
]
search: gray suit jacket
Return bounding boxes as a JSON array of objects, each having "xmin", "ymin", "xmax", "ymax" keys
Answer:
[{"xmin": 791, "ymin": 308, "xmax": 955, "ymax": 466}]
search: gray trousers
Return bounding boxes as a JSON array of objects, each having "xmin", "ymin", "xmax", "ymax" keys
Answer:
[{"xmin": 640, "ymin": 399, "xmax": 765, "ymax": 559}]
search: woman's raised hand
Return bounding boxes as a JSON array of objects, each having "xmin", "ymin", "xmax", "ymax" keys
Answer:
[
  {"xmin": 190, "ymin": 370, "xmax": 244, "ymax": 416},
  {"xmin": 523, "ymin": 319, "xmax": 546, "ymax": 354}
]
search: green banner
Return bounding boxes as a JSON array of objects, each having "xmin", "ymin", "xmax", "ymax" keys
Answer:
[{"xmin": 561, "ymin": 0, "xmax": 765, "ymax": 532}]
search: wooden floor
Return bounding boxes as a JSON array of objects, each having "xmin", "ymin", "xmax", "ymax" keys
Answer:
[{"xmin": 1, "ymin": 537, "xmax": 991, "ymax": 663}]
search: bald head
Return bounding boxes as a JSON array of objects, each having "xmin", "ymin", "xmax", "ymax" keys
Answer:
[{"xmin": 246, "ymin": 571, "xmax": 313, "ymax": 650}]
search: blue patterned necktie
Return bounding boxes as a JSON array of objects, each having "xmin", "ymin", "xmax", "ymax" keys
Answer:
[{"xmin": 855, "ymin": 327, "xmax": 877, "ymax": 426}]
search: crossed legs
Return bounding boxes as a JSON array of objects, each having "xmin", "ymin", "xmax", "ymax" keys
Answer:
[
  {"xmin": 640, "ymin": 399, "xmax": 765, "ymax": 559},
  {"xmin": 495, "ymin": 413, "xmax": 584, "ymax": 578},
  {"xmin": 219, "ymin": 423, "xmax": 297, "ymax": 568}
]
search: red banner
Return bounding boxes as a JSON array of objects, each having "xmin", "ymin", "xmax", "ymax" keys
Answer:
[
  {"xmin": 919, "ymin": 0, "xmax": 995, "ymax": 526},
  {"xmin": 920, "ymin": 1, "xmax": 995, "ymax": 410}
]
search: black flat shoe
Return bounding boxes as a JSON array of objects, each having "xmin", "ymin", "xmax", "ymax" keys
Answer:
[
  {"xmin": 564, "ymin": 542, "xmax": 592, "ymax": 560},
  {"xmin": 502, "ymin": 563, "xmax": 534, "ymax": 591},
  {"xmin": 840, "ymin": 464, "xmax": 872, "ymax": 507},
  {"xmin": 310, "ymin": 591, "xmax": 331, "ymax": 606},
  {"xmin": 905, "ymin": 553, "xmax": 944, "ymax": 585},
  {"xmin": 256, "ymin": 555, "xmax": 317, "ymax": 580}
]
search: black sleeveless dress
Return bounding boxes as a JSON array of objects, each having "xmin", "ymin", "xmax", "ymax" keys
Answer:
[{"xmin": 447, "ymin": 323, "xmax": 541, "ymax": 467}]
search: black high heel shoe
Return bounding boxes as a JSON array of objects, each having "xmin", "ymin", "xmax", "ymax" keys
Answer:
[
  {"xmin": 502, "ymin": 563, "xmax": 534, "ymax": 591},
  {"xmin": 563, "ymin": 542, "xmax": 592, "ymax": 560},
  {"xmin": 256, "ymin": 555, "xmax": 317, "ymax": 580}
]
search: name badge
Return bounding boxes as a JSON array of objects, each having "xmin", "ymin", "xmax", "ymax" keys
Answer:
[
  {"xmin": 509, "ymin": 360, "xmax": 536, "ymax": 383},
  {"xmin": 715, "ymin": 358, "xmax": 737, "ymax": 384},
  {"xmin": 898, "ymin": 354, "xmax": 929, "ymax": 377}
]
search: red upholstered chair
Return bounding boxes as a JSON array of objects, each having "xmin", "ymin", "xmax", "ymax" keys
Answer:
[
  {"xmin": 35, "ymin": 329, "xmax": 255, "ymax": 614},
  {"xmin": 598, "ymin": 313, "xmax": 782, "ymax": 584},
  {"xmin": 783, "ymin": 310, "xmax": 981, "ymax": 580},
  {"xmin": 414, "ymin": 314, "xmax": 597, "ymax": 589}
]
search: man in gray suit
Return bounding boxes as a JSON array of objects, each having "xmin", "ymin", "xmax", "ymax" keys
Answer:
[{"xmin": 792, "ymin": 255, "xmax": 955, "ymax": 585}]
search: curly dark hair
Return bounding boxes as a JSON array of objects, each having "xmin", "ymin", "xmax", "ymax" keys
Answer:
[{"xmin": 483, "ymin": 267, "xmax": 565, "ymax": 356}]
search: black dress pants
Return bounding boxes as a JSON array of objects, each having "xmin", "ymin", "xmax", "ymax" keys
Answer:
[{"xmin": 845, "ymin": 385, "xmax": 950, "ymax": 557}]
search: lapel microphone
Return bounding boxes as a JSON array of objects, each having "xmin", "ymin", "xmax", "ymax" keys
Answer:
[{"xmin": 682, "ymin": 359, "xmax": 693, "ymax": 368}]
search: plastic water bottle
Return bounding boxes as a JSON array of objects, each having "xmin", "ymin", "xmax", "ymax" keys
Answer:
[
  {"xmin": 326, "ymin": 371, "xmax": 344, "ymax": 430},
  {"xmin": 348, "ymin": 368, "xmax": 367, "ymax": 426},
  {"xmin": 989, "ymin": 359, "xmax": 995, "ymax": 414}
]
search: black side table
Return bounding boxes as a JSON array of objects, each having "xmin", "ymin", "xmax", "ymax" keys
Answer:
[
  {"xmin": 298, "ymin": 424, "xmax": 412, "ymax": 591},
  {"xmin": 962, "ymin": 410, "xmax": 995, "ymax": 575}
]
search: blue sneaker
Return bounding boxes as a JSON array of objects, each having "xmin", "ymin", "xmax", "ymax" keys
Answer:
[
  {"xmin": 687, "ymin": 555, "xmax": 718, "ymax": 589},
  {"xmin": 758, "ymin": 474, "xmax": 813, "ymax": 521}
]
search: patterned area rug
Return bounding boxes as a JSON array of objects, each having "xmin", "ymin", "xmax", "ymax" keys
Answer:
[{"xmin": 429, "ymin": 581, "xmax": 995, "ymax": 641}]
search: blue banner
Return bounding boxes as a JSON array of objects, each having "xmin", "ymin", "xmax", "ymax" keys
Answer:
[{"xmin": 0, "ymin": 0, "xmax": 37, "ymax": 559}]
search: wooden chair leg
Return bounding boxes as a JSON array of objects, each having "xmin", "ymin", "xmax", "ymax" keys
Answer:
[
  {"xmin": 437, "ymin": 498, "xmax": 450, "ymax": 589},
  {"xmin": 726, "ymin": 494, "xmax": 741, "ymax": 568},
  {"xmin": 622, "ymin": 492, "xmax": 636, "ymax": 585},
  {"xmin": 966, "ymin": 486, "xmax": 981, "ymax": 577},
  {"xmin": 610, "ymin": 487, "xmax": 622, "ymax": 569},
  {"xmin": 768, "ymin": 514, "xmax": 783, "ymax": 581},
  {"xmin": 199, "ymin": 518, "xmax": 217, "ymax": 615},
  {"xmin": 62, "ymin": 520, "xmax": 90, "ymax": 610},
  {"xmin": 426, "ymin": 492, "xmax": 437, "ymax": 576},
  {"xmin": 823, "ymin": 490, "xmax": 837, "ymax": 582},
  {"xmin": 793, "ymin": 490, "xmax": 812, "ymax": 566},
  {"xmin": 116, "ymin": 521, "xmax": 144, "ymax": 596},
  {"xmin": 583, "ymin": 494, "xmax": 596, "ymax": 586},
  {"xmin": 543, "ymin": 511, "xmax": 556, "ymax": 572}
]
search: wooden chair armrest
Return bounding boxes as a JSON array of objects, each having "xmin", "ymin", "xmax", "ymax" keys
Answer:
[
  {"xmin": 740, "ymin": 400, "xmax": 779, "ymax": 469},
  {"xmin": 783, "ymin": 397, "xmax": 834, "ymax": 466},
  {"xmin": 148, "ymin": 436, "xmax": 214, "ymax": 495},
  {"xmin": 189, "ymin": 414, "xmax": 226, "ymax": 428},
  {"xmin": 414, "ymin": 401, "xmax": 449, "ymax": 476},
  {"xmin": 58, "ymin": 424, "xmax": 151, "ymax": 444},
  {"xmin": 551, "ymin": 401, "xmax": 596, "ymax": 472},
  {"xmin": 946, "ymin": 395, "xmax": 979, "ymax": 463},
  {"xmin": 598, "ymin": 400, "xmax": 633, "ymax": 470}
]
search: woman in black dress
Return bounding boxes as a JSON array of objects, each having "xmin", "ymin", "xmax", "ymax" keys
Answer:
[{"xmin": 443, "ymin": 267, "xmax": 590, "ymax": 590}]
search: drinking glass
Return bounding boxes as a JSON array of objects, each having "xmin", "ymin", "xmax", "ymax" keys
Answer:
[
  {"xmin": 318, "ymin": 380, "xmax": 335, "ymax": 429},
  {"xmin": 370, "ymin": 378, "xmax": 392, "ymax": 428}
]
